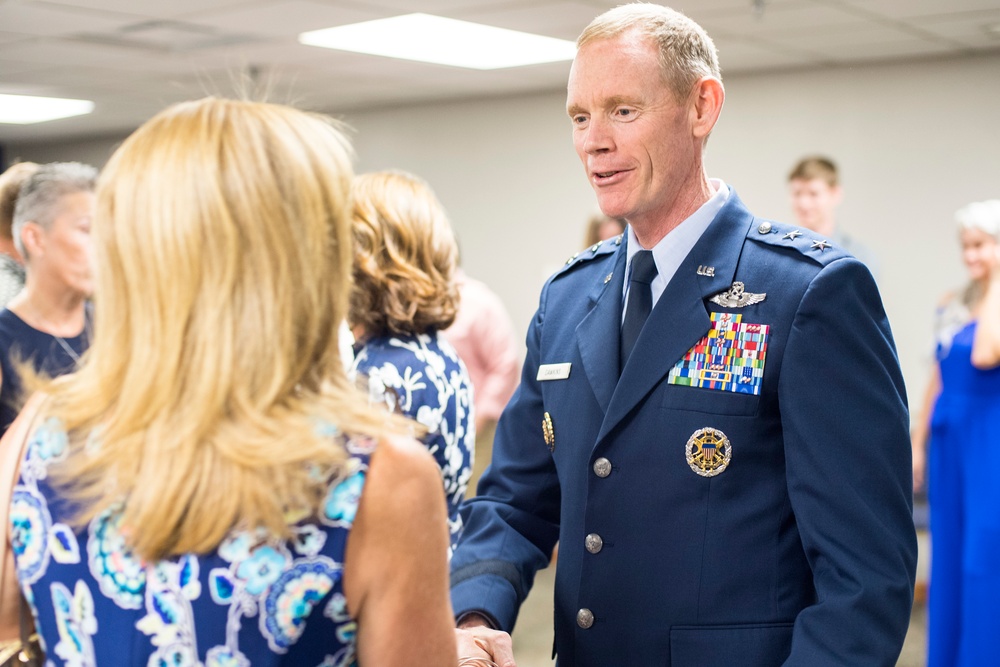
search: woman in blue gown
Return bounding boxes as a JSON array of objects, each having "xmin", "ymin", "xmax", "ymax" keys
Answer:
[{"xmin": 913, "ymin": 199, "xmax": 1000, "ymax": 667}]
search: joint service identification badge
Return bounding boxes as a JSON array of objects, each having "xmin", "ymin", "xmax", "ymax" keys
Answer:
[{"xmin": 686, "ymin": 427, "xmax": 732, "ymax": 477}]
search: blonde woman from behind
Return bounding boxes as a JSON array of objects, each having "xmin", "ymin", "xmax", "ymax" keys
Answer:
[{"xmin": 0, "ymin": 98, "xmax": 457, "ymax": 666}]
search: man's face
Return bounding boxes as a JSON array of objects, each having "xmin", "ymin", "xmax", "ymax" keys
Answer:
[
  {"xmin": 788, "ymin": 178, "xmax": 841, "ymax": 233},
  {"xmin": 567, "ymin": 33, "xmax": 697, "ymax": 231}
]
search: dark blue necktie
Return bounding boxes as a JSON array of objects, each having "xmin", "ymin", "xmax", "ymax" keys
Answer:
[{"xmin": 620, "ymin": 250, "xmax": 658, "ymax": 372}]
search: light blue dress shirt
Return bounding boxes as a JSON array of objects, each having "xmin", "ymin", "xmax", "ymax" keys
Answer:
[{"xmin": 622, "ymin": 179, "xmax": 730, "ymax": 320}]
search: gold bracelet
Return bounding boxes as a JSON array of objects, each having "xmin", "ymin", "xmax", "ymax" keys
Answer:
[{"xmin": 458, "ymin": 658, "xmax": 499, "ymax": 667}]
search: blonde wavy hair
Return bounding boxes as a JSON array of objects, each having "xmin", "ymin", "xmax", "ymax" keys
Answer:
[
  {"xmin": 39, "ymin": 97, "xmax": 400, "ymax": 560},
  {"xmin": 578, "ymin": 2, "xmax": 720, "ymax": 102},
  {"xmin": 349, "ymin": 170, "xmax": 459, "ymax": 337}
]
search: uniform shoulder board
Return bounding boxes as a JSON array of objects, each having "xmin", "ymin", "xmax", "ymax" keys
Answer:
[
  {"xmin": 746, "ymin": 219, "xmax": 850, "ymax": 266},
  {"xmin": 553, "ymin": 234, "xmax": 621, "ymax": 278}
]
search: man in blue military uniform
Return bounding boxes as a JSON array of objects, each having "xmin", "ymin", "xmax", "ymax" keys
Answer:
[{"xmin": 451, "ymin": 4, "xmax": 916, "ymax": 666}]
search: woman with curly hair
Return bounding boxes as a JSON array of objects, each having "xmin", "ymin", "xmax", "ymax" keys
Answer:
[
  {"xmin": 1, "ymin": 99, "xmax": 457, "ymax": 665},
  {"xmin": 349, "ymin": 170, "xmax": 475, "ymax": 556}
]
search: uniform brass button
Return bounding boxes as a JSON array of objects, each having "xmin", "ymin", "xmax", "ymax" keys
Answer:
[
  {"xmin": 577, "ymin": 608, "xmax": 594, "ymax": 629},
  {"xmin": 593, "ymin": 457, "xmax": 612, "ymax": 478},
  {"xmin": 757, "ymin": 221, "xmax": 772, "ymax": 234},
  {"xmin": 585, "ymin": 533, "xmax": 604, "ymax": 554}
]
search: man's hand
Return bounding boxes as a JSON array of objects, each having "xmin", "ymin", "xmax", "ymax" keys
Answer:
[{"xmin": 456, "ymin": 614, "xmax": 517, "ymax": 667}]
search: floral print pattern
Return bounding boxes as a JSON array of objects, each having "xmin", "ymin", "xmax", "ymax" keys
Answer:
[
  {"xmin": 351, "ymin": 331, "xmax": 475, "ymax": 554},
  {"xmin": 10, "ymin": 487, "xmax": 52, "ymax": 584},
  {"xmin": 50, "ymin": 580, "xmax": 97, "ymax": 666},
  {"xmin": 9, "ymin": 418, "xmax": 369, "ymax": 666},
  {"xmin": 261, "ymin": 557, "xmax": 340, "ymax": 652},
  {"xmin": 87, "ymin": 507, "xmax": 146, "ymax": 609}
]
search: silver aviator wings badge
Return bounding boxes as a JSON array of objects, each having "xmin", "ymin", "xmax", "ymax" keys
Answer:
[{"xmin": 709, "ymin": 281, "xmax": 766, "ymax": 308}]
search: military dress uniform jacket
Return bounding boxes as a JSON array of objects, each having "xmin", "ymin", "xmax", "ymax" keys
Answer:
[{"xmin": 450, "ymin": 191, "xmax": 917, "ymax": 666}]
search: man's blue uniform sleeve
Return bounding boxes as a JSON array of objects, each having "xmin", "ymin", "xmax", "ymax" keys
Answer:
[
  {"xmin": 450, "ymin": 287, "xmax": 561, "ymax": 632},
  {"xmin": 779, "ymin": 257, "xmax": 917, "ymax": 664}
]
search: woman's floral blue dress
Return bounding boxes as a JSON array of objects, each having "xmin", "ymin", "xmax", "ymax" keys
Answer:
[
  {"xmin": 10, "ymin": 418, "xmax": 372, "ymax": 667},
  {"xmin": 351, "ymin": 331, "xmax": 475, "ymax": 554}
]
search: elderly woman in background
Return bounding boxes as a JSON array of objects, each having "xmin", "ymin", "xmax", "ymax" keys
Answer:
[
  {"xmin": 2, "ymin": 98, "xmax": 457, "ymax": 665},
  {"xmin": 912, "ymin": 199, "xmax": 1000, "ymax": 667},
  {"xmin": 349, "ymin": 170, "xmax": 475, "ymax": 555},
  {"xmin": 0, "ymin": 162, "xmax": 95, "ymax": 434}
]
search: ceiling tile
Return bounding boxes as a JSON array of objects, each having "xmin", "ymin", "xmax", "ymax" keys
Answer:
[
  {"xmin": 0, "ymin": 30, "xmax": 30, "ymax": 45},
  {"xmin": 697, "ymin": 2, "xmax": 866, "ymax": 36},
  {"xmin": 0, "ymin": 56, "xmax": 53, "ymax": 76},
  {"xmin": 453, "ymin": 1, "xmax": 603, "ymax": 41},
  {"xmin": 0, "ymin": 0, "xmax": 139, "ymax": 36},
  {"xmin": 3, "ymin": 0, "xmax": 998, "ymax": 142},
  {"xmin": 189, "ymin": 0, "xmax": 384, "ymax": 37},
  {"xmin": 356, "ymin": 0, "xmax": 537, "ymax": 13},
  {"xmin": 678, "ymin": 0, "xmax": 802, "ymax": 22},
  {"xmin": 832, "ymin": 0, "xmax": 1000, "ymax": 20},
  {"xmin": 0, "ymin": 72, "xmax": 63, "ymax": 95},
  {"xmin": 715, "ymin": 36, "xmax": 824, "ymax": 72},
  {"xmin": 40, "ymin": 0, "xmax": 258, "ymax": 20},
  {"xmin": 759, "ymin": 23, "xmax": 940, "ymax": 50},
  {"xmin": 779, "ymin": 29, "xmax": 958, "ymax": 61},
  {"xmin": 0, "ymin": 36, "xmax": 186, "ymax": 72},
  {"xmin": 912, "ymin": 9, "xmax": 1000, "ymax": 49}
]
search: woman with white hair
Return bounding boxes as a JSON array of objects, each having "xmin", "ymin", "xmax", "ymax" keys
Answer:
[
  {"xmin": 0, "ymin": 161, "xmax": 96, "ymax": 435},
  {"xmin": 912, "ymin": 199, "xmax": 1000, "ymax": 667},
  {"xmin": 1, "ymin": 98, "xmax": 457, "ymax": 665}
]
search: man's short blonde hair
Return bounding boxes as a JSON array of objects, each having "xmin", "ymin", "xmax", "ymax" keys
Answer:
[
  {"xmin": 577, "ymin": 2, "xmax": 721, "ymax": 101},
  {"xmin": 350, "ymin": 170, "xmax": 459, "ymax": 338},
  {"xmin": 788, "ymin": 156, "xmax": 839, "ymax": 187}
]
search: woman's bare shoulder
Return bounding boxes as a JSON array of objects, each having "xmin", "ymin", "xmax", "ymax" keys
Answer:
[{"xmin": 363, "ymin": 433, "xmax": 444, "ymax": 515}]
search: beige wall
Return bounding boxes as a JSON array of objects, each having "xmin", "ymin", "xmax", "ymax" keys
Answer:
[{"xmin": 7, "ymin": 52, "xmax": 1000, "ymax": 413}]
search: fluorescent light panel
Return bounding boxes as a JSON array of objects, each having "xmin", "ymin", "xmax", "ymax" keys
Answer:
[
  {"xmin": 0, "ymin": 93, "xmax": 95, "ymax": 124},
  {"xmin": 300, "ymin": 13, "xmax": 576, "ymax": 70}
]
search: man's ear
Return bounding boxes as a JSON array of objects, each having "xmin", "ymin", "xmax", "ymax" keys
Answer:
[{"xmin": 690, "ymin": 76, "xmax": 725, "ymax": 140}]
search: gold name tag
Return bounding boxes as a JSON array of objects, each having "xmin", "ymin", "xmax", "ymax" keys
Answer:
[{"xmin": 537, "ymin": 363, "xmax": 572, "ymax": 381}]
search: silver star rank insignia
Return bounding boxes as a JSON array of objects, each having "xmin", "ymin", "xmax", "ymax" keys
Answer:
[
  {"xmin": 810, "ymin": 239, "xmax": 831, "ymax": 251},
  {"xmin": 783, "ymin": 230, "xmax": 803, "ymax": 240}
]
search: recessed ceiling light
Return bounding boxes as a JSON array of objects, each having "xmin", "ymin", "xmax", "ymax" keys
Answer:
[
  {"xmin": 0, "ymin": 93, "xmax": 95, "ymax": 124},
  {"xmin": 299, "ymin": 13, "xmax": 576, "ymax": 70}
]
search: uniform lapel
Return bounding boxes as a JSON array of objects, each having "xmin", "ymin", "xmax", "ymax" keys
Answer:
[
  {"xmin": 596, "ymin": 193, "xmax": 756, "ymax": 445},
  {"xmin": 576, "ymin": 245, "xmax": 628, "ymax": 413}
]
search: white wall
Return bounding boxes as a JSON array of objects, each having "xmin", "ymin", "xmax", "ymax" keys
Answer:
[{"xmin": 7, "ymin": 52, "xmax": 1000, "ymax": 413}]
